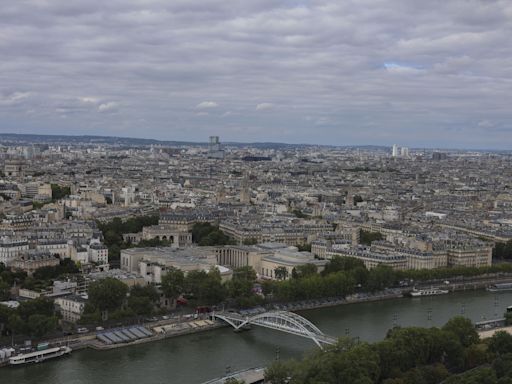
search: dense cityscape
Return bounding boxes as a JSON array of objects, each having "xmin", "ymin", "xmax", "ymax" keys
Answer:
[
  {"xmin": 2, "ymin": 0, "xmax": 512, "ymax": 383},
  {"xmin": 0, "ymin": 135, "xmax": 511, "ymax": 383}
]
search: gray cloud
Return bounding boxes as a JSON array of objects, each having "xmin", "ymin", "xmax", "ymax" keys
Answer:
[
  {"xmin": 0, "ymin": 0, "xmax": 511, "ymax": 148},
  {"xmin": 256, "ymin": 103, "xmax": 274, "ymax": 111}
]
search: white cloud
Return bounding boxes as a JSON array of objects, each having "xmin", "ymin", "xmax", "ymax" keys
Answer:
[
  {"xmin": 0, "ymin": 91, "xmax": 32, "ymax": 105},
  {"xmin": 384, "ymin": 63, "xmax": 424, "ymax": 75},
  {"xmin": 79, "ymin": 97, "xmax": 100, "ymax": 104},
  {"xmin": 256, "ymin": 103, "xmax": 274, "ymax": 111},
  {"xmin": 9, "ymin": 92, "xmax": 32, "ymax": 101},
  {"xmin": 98, "ymin": 102, "xmax": 118, "ymax": 112},
  {"xmin": 477, "ymin": 120, "xmax": 494, "ymax": 128},
  {"xmin": 196, "ymin": 101, "xmax": 218, "ymax": 109}
]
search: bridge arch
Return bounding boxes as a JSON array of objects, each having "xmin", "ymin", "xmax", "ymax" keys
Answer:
[{"xmin": 214, "ymin": 310, "xmax": 335, "ymax": 348}]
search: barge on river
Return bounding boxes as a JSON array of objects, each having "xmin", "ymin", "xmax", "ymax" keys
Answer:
[
  {"xmin": 9, "ymin": 346, "xmax": 72, "ymax": 366},
  {"xmin": 409, "ymin": 287, "xmax": 449, "ymax": 297}
]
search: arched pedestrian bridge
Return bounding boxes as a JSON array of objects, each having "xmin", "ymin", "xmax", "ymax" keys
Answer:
[{"xmin": 213, "ymin": 310, "xmax": 337, "ymax": 348}]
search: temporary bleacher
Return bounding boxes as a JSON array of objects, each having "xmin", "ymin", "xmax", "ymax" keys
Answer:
[
  {"xmin": 119, "ymin": 329, "xmax": 137, "ymax": 340},
  {"xmin": 129, "ymin": 327, "xmax": 146, "ymax": 338},
  {"xmin": 135, "ymin": 326, "xmax": 153, "ymax": 337},
  {"xmin": 96, "ymin": 334, "xmax": 113, "ymax": 345},
  {"xmin": 96, "ymin": 326, "xmax": 154, "ymax": 345},
  {"xmin": 104, "ymin": 332, "xmax": 123, "ymax": 343},
  {"xmin": 113, "ymin": 331, "xmax": 130, "ymax": 342}
]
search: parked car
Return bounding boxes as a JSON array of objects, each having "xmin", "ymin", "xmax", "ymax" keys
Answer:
[{"xmin": 77, "ymin": 327, "xmax": 89, "ymax": 334}]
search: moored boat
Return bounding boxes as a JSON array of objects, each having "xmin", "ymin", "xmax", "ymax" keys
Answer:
[
  {"xmin": 9, "ymin": 346, "xmax": 71, "ymax": 366},
  {"xmin": 409, "ymin": 287, "xmax": 449, "ymax": 297},
  {"xmin": 487, "ymin": 283, "xmax": 512, "ymax": 292}
]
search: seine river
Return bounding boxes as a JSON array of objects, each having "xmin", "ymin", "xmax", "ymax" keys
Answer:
[{"xmin": 2, "ymin": 290, "xmax": 512, "ymax": 384}]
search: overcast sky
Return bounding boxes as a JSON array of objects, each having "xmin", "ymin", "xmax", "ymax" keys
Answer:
[{"xmin": 1, "ymin": 0, "xmax": 511, "ymax": 148}]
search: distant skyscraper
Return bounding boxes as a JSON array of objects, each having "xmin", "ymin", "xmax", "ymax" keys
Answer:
[
  {"xmin": 432, "ymin": 152, "xmax": 448, "ymax": 161},
  {"xmin": 400, "ymin": 146, "xmax": 409, "ymax": 158},
  {"xmin": 208, "ymin": 136, "xmax": 225, "ymax": 159},
  {"xmin": 209, "ymin": 136, "xmax": 220, "ymax": 150},
  {"xmin": 392, "ymin": 144, "xmax": 398, "ymax": 157}
]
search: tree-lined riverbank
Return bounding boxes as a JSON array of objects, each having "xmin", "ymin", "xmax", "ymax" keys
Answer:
[{"xmin": 2, "ymin": 290, "xmax": 512, "ymax": 384}]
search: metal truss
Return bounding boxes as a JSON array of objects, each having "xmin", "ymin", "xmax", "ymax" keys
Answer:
[{"xmin": 214, "ymin": 310, "xmax": 336, "ymax": 348}]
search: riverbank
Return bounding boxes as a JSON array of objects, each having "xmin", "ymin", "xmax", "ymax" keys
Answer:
[
  {"xmin": 479, "ymin": 325, "xmax": 512, "ymax": 339},
  {"xmin": 87, "ymin": 320, "xmax": 227, "ymax": 351},
  {"xmin": 69, "ymin": 290, "xmax": 406, "ymax": 352},
  {"xmin": 3, "ymin": 290, "xmax": 512, "ymax": 384},
  {"xmin": 269, "ymin": 275, "xmax": 512, "ymax": 313},
  {"xmin": 2, "ymin": 275, "xmax": 511, "ymax": 366}
]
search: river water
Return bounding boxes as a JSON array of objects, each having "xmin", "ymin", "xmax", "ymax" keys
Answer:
[{"xmin": 2, "ymin": 290, "xmax": 511, "ymax": 384}]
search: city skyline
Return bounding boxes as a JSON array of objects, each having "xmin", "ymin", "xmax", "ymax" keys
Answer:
[
  {"xmin": 1, "ymin": 1, "xmax": 512, "ymax": 148},
  {"xmin": 0, "ymin": 132, "xmax": 511, "ymax": 152}
]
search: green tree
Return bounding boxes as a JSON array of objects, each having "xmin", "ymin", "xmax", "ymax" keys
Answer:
[
  {"xmin": 0, "ymin": 304, "xmax": 13, "ymax": 335},
  {"xmin": 489, "ymin": 331, "xmax": 512, "ymax": 356},
  {"xmin": 366, "ymin": 265, "xmax": 395, "ymax": 291},
  {"xmin": 291, "ymin": 263, "xmax": 317, "ymax": 279},
  {"xmin": 242, "ymin": 237, "xmax": 258, "ymax": 245},
  {"xmin": 288, "ymin": 340, "xmax": 380, "ymax": 384},
  {"xmin": 200, "ymin": 268, "xmax": 227, "ymax": 305},
  {"xmin": 444, "ymin": 367, "xmax": 498, "ymax": 384},
  {"xmin": 265, "ymin": 361, "xmax": 297, "ymax": 384},
  {"xmin": 274, "ymin": 266, "xmax": 289, "ymax": 280},
  {"xmin": 291, "ymin": 209, "xmax": 308, "ymax": 218},
  {"xmin": 161, "ymin": 267, "xmax": 185, "ymax": 298},
  {"xmin": 51, "ymin": 184, "xmax": 71, "ymax": 201},
  {"xmin": 464, "ymin": 343, "xmax": 491, "ymax": 370},
  {"xmin": 233, "ymin": 266, "xmax": 257, "ymax": 282},
  {"xmin": 360, "ymin": 230, "xmax": 384, "ymax": 245},
  {"xmin": 33, "ymin": 258, "xmax": 79, "ymax": 281},
  {"xmin": 322, "ymin": 256, "xmax": 366, "ymax": 276},
  {"xmin": 296, "ymin": 243, "xmax": 312, "ymax": 252},
  {"xmin": 8, "ymin": 314, "xmax": 26, "ymax": 335},
  {"xmin": 227, "ymin": 267, "xmax": 257, "ymax": 305},
  {"xmin": 400, "ymin": 363, "xmax": 450, "ymax": 384},
  {"xmin": 27, "ymin": 314, "xmax": 57, "ymax": 338},
  {"xmin": 128, "ymin": 284, "xmax": 159, "ymax": 315},
  {"xmin": 185, "ymin": 269, "xmax": 226, "ymax": 305},
  {"xmin": 494, "ymin": 240, "xmax": 512, "ymax": 260},
  {"xmin": 127, "ymin": 296, "xmax": 153, "ymax": 316},
  {"xmin": 17, "ymin": 297, "xmax": 54, "ymax": 319},
  {"xmin": 493, "ymin": 353, "xmax": 512, "ymax": 380},
  {"xmin": 131, "ymin": 284, "xmax": 159, "ymax": 302},
  {"xmin": 96, "ymin": 215, "xmax": 160, "ymax": 263},
  {"xmin": 443, "ymin": 316, "xmax": 479, "ymax": 348},
  {"xmin": 191, "ymin": 222, "xmax": 234, "ymax": 246},
  {"xmin": 88, "ymin": 278, "xmax": 128, "ymax": 313},
  {"xmin": 0, "ymin": 278, "xmax": 10, "ymax": 301}
]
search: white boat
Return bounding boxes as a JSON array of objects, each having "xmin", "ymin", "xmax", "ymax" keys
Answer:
[
  {"xmin": 487, "ymin": 283, "xmax": 512, "ymax": 292},
  {"xmin": 409, "ymin": 287, "xmax": 449, "ymax": 297},
  {"xmin": 9, "ymin": 346, "xmax": 71, "ymax": 365}
]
